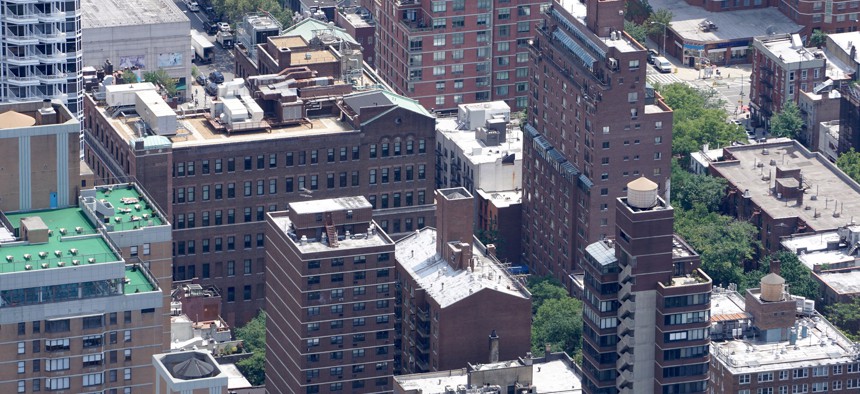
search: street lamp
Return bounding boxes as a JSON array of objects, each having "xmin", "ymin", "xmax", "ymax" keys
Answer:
[{"xmin": 650, "ymin": 21, "xmax": 668, "ymax": 56}]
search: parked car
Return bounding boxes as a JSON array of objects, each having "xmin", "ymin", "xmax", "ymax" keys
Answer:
[
  {"xmin": 647, "ymin": 49, "xmax": 659, "ymax": 64},
  {"xmin": 209, "ymin": 71, "xmax": 224, "ymax": 84},
  {"xmin": 217, "ymin": 22, "xmax": 231, "ymax": 32},
  {"xmin": 205, "ymin": 82, "xmax": 219, "ymax": 96},
  {"xmin": 184, "ymin": 0, "xmax": 199, "ymax": 12},
  {"xmin": 206, "ymin": 23, "xmax": 218, "ymax": 35},
  {"xmin": 195, "ymin": 74, "xmax": 207, "ymax": 86},
  {"xmin": 654, "ymin": 57, "xmax": 672, "ymax": 73}
]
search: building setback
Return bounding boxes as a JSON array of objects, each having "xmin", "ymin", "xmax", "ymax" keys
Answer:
[
  {"xmin": 265, "ymin": 197, "xmax": 396, "ymax": 393},
  {"xmin": 0, "ymin": 182, "xmax": 172, "ymax": 394},
  {"xmin": 709, "ymin": 273, "xmax": 860, "ymax": 394},
  {"xmin": 394, "ymin": 188, "xmax": 531, "ymax": 375},
  {"xmin": 0, "ymin": 101, "xmax": 80, "ymax": 212},
  {"xmin": 522, "ymin": 0, "xmax": 673, "ymax": 286},
  {"xmin": 83, "ymin": 81, "xmax": 437, "ymax": 327},
  {"xmin": 579, "ymin": 178, "xmax": 712, "ymax": 394},
  {"xmin": 372, "ymin": 0, "xmax": 546, "ymax": 112}
]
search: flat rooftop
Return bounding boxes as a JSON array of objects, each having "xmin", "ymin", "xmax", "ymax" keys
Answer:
[
  {"xmin": 710, "ymin": 291, "xmax": 857, "ymax": 375},
  {"xmin": 289, "ymin": 196, "xmax": 372, "ymax": 215},
  {"xmin": 81, "ymin": 0, "xmax": 188, "ymax": 29},
  {"xmin": 556, "ymin": 0, "xmax": 641, "ymax": 52},
  {"xmin": 270, "ymin": 214, "xmax": 393, "ymax": 254},
  {"xmin": 649, "ymin": 0, "xmax": 801, "ymax": 43},
  {"xmin": 395, "ymin": 358, "xmax": 582, "ymax": 393},
  {"xmin": 395, "ymin": 228, "xmax": 529, "ymax": 309},
  {"xmin": 94, "ymin": 186, "xmax": 165, "ymax": 230},
  {"xmin": 816, "ymin": 270, "xmax": 860, "ymax": 295},
  {"xmin": 711, "ymin": 141, "xmax": 860, "ymax": 231},
  {"xmin": 829, "ymin": 32, "xmax": 860, "ymax": 64},
  {"xmin": 782, "ymin": 231, "xmax": 858, "ymax": 270},
  {"xmin": 124, "ymin": 265, "xmax": 158, "ymax": 294},
  {"xmin": 436, "ymin": 117, "xmax": 523, "ymax": 166},
  {"xmin": 475, "ymin": 189, "xmax": 522, "ymax": 209},
  {"xmin": 1, "ymin": 208, "xmax": 120, "ymax": 274},
  {"xmin": 756, "ymin": 35, "xmax": 854, "ymax": 81}
]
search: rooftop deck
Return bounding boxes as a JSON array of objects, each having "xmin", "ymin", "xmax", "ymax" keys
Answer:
[
  {"xmin": 1, "ymin": 208, "xmax": 120, "ymax": 274},
  {"xmin": 95, "ymin": 186, "xmax": 164, "ymax": 230}
]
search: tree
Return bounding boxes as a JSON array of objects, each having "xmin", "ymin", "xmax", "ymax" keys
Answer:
[
  {"xmin": 528, "ymin": 277, "xmax": 569, "ymax": 315},
  {"xmin": 658, "ymin": 83, "xmax": 745, "ymax": 156},
  {"xmin": 670, "ymin": 159, "xmax": 727, "ymax": 212},
  {"xmin": 530, "ymin": 297, "xmax": 583, "ymax": 358},
  {"xmin": 121, "ymin": 70, "xmax": 137, "ymax": 84},
  {"xmin": 211, "ymin": 0, "xmax": 293, "ymax": 28},
  {"xmin": 825, "ymin": 298, "xmax": 860, "ymax": 341},
  {"xmin": 770, "ymin": 101, "xmax": 803, "ymax": 139},
  {"xmin": 809, "ymin": 29, "xmax": 827, "ymax": 48},
  {"xmin": 235, "ymin": 311, "xmax": 266, "ymax": 386},
  {"xmin": 143, "ymin": 69, "xmax": 178, "ymax": 97},
  {"xmin": 836, "ymin": 148, "xmax": 860, "ymax": 184},
  {"xmin": 645, "ymin": 9, "xmax": 673, "ymax": 53},
  {"xmin": 624, "ymin": 20, "xmax": 647, "ymax": 46},
  {"xmin": 739, "ymin": 251, "xmax": 819, "ymax": 298}
]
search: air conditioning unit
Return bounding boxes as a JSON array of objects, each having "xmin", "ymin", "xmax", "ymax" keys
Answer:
[{"xmin": 608, "ymin": 57, "xmax": 619, "ymax": 70}]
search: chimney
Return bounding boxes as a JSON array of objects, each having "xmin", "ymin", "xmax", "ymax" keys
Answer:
[
  {"xmin": 486, "ymin": 244, "xmax": 497, "ymax": 258},
  {"xmin": 488, "ymin": 330, "xmax": 499, "ymax": 363},
  {"xmin": 435, "ymin": 188, "xmax": 475, "ymax": 266},
  {"xmin": 35, "ymin": 99, "xmax": 57, "ymax": 125},
  {"xmin": 770, "ymin": 259, "xmax": 781, "ymax": 276}
]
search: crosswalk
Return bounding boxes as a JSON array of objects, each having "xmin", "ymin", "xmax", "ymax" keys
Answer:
[{"xmin": 646, "ymin": 72, "xmax": 684, "ymax": 86}]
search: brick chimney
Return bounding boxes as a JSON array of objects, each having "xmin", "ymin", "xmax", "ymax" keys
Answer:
[
  {"xmin": 488, "ymin": 330, "xmax": 499, "ymax": 363},
  {"xmin": 770, "ymin": 259, "xmax": 781, "ymax": 276},
  {"xmin": 435, "ymin": 188, "xmax": 475, "ymax": 270},
  {"xmin": 585, "ymin": 0, "xmax": 626, "ymax": 38}
]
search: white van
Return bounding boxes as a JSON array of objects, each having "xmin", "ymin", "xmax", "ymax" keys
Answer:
[
  {"xmin": 185, "ymin": 0, "xmax": 199, "ymax": 12},
  {"xmin": 655, "ymin": 57, "xmax": 672, "ymax": 73}
]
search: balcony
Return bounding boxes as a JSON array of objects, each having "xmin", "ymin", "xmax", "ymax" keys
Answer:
[
  {"xmin": 2, "ymin": 9, "xmax": 39, "ymax": 24},
  {"xmin": 658, "ymin": 269, "xmax": 712, "ymax": 291},
  {"xmin": 618, "ymin": 282, "xmax": 632, "ymax": 302},
  {"xmin": 616, "ymin": 333, "xmax": 634, "ymax": 354},
  {"xmin": 4, "ymin": 0, "xmax": 37, "ymax": 4},
  {"xmin": 34, "ymin": 28, "xmax": 66, "ymax": 43},
  {"xmin": 5, "ymin": 51, "xmax": 39, "ymax": 65},
  {"xmin": 616, "ymin": 351, "xmax": 633, "ymax": 372},
  {"xmin": 396, "ymin": 0, "xmax": 420, "ymax": 6},
  {"xmin": 35, "ymin": 49, "xmax": 65, "ymax": 63},
  {"xmin": 34, "ymin": 70, "xmax": 66, "ymax": 82},
  {"xmin": 618, "ymin": 301, "xmax": 635, "ymax": 319},
  {"xmin": 6, "ymin": 75, "xmax": 40, "ymax": 86},
  {"xmin": 36, "ymin": 9, "xmax": 64, "ymax": 22},
  {"xmin": 400, "ymin": 18, "xmax": 432, "ymax": 32},
  {"xmin": 416, "ymin": 307, "xmax": 429, "ymax": 322},
  {"xmin": 4, "ymin": 28, "xmax": 38, "ymax": 44},
  {"xmin": 616, "ymin": 369, "xmax": 634, "ymax": 390}
]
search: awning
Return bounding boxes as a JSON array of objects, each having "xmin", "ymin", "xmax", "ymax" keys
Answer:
[{"xmin": 553, "ymin": 29, "xmax": 596, "ymax": 69}]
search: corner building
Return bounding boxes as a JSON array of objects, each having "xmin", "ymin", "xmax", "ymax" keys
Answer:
[
  {"xmin": 522, "ymin": 0, "xmax": 673, "ymax": 286},
  {"xmin": 265, "ymin": 197, "xmax": 396, "ymax": 394},
  {"xmin": 581, "ymin": 178, "xmax": 712, "ymax": 394}
]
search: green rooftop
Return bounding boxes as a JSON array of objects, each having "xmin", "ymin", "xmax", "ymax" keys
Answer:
[
  {"xmin": 124, "ymin": 265, "xmax": 158, "ymax": 294},
  {"xmin": 1, "ymin": 208, "xmax": 120, "ymax": 274},
  {"xmin": 95, "ymin": 186, "xmax": 164, "ymax": 231}
]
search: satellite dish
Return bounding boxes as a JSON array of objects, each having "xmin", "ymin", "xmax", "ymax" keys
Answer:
[{"xmin": 766, "ymin": 26, "xmax": 776, "ymax": 36}]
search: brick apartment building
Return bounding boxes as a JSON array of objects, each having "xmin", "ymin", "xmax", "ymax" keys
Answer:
[
  {"xmin": 750, "ymin": 34, "xmax": 830, "ymax": 129},
  {"xmin": 679, "ymin": 0, "xmax": 860, "ymax": 34},
  {"xmin": 709, "ymin": 140, "xmax": 860, "ymax": 254},
  {"xmin": 0, "ymin": 182, "xmax": 172, "ymax": 394},
  {"xmin": 83, "ymin": 81, "xmax": 436, "ymax": 327},
  {"xmin": 522, "ymin": 0, "xmax": 673, "ymax": 286},
  {"xmin": 372, "ymin": 0, "xmax": 546, "ymax": 112},
  {"xmin": 709, "ymin": 271, "xmax": 860, "ymax": 394},
  {"xmin": 0, "ymin": 101, "xmax": 80, "ymax": 213},
  {"xmin": 265, "ymin": 197, "xmax": 396, "ymax": 393},
  {"xmin": 394, "ymin": 188, "xmax": 531, "ymax": 375},
  {"xmin": 578, "ymin": 178, "xmax": 712, "ymax": 394}
]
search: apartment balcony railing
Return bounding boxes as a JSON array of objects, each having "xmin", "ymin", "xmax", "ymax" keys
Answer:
[
  {"xmin": 35, "ymin": 70, "xmax": 67, "ymax": 82},
  {"xmin": 36, "ymin": 9, "xmax": 64, "ymax": 22},
  {"xmin": 5, "ymin": 74, "xmax": 41, "ymax": 86},
  {"xmin": 4, "ymin": 0, "xmax": 37, "ymax": 5},
  {"xmin": 35, "ymin": 49, "xmax": 65, "ymax": 62},
  {"xmin": 34, "ymin": 28, "xmax": 66, "ymax": 43},
  {"xmin": 4, "ymin": 28, "xmax": 38, "ymax": 44},
  {"xmin": 2, "ymin": 9, "xmax": 39, "ymax": 23},
  {"xmin": 4, "ymin": 51, "xmax": 39, "ymax": 65}
]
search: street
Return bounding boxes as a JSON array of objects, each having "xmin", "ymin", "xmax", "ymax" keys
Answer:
[{"xmin": 174, "ymin": 1, "xmax": 237, "ymax": 109}]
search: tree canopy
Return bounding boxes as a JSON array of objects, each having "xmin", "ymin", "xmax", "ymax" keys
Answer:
[
  {"xmin": 670, "ymin": 159, "xmax": 727, "ymax": 211},
  {"xmin": 657, "ymin": 83, "xmax": 746, "ymax": 156},
  {"xmin": 624, "ymin": 20, "xmax": 647, "ymax": 46},
  {"xmin": 211, "ymin": 0, "xmax": 293, "ymax": 27},
  {"xmin": 770, "ymin": 101, "xmax": 804, "ymax": 139},
  {"xmin": 235, "ymin": 311, "xmax": 266, "ymax": 386},
  {"xmin": 836, "ymin": 148, "xmax": 860, "ymax": 184},
  {"xmin": 527, "ymin": 278, "xmax": 582, "ymax": 358},
  {"xmin": 143, "ymin": 69, "xmax": 178, "ymax": 97},
  {"xmin": 528, "ymin": 276, "xmax": 569, "ymax": 315},
  {"xmin": 809, "ymin": 29, "xmax": 828, "ymax": 48},
  {"xmin": 825, "ymin": 298, "xmax": 860, "ymax": 341},
  {"xmin": 739, "ymin": 251, "xmax": 819, "ymax": 297}
]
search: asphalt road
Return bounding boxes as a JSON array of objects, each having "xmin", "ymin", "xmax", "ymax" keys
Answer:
[{"xmin": 174, "ymin": 2, "xmax": 236, "ymax": 83}]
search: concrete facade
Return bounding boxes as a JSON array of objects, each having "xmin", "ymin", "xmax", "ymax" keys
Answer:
[
  {"xmin": 0, "ymin": 101, "xmax": 80, "ymax": 212},
  {"xmin": 81, "ymin": 0, "xmax": 192, "ymax": 100},
  {"xmin": 522, "ymin": 0, "xmax": 673, "ymax": 287}
]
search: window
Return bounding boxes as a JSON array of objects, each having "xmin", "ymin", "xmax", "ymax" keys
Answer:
[
  {"xmin": 739, "ymin": 374, "xmax": 751, "ymax": 384},
  {"xmin": 46, "ymin": 377, "xmax": 70, "ymax": 390},
  {"xmin": 498, "ymin": 8, "xmax": 510, "ymax": 19},
  {"xmin": 431, "ymin": 1, "xmax": 445, "ymax": 12},
  {"xmin": 433, "ymin": 34, "xmax": 445, "ymax": 46}
]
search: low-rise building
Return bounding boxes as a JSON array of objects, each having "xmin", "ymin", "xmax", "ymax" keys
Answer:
[
  {"xmin": 799, "ymin": 88, "xmax": 843, "ymax": 152},
  {"xmin": 335, "ymin": 7, "xmax": 376, "ymax": 68},
  {"xmin": 782, "ymin": 225, "xmax": 860, "ymax": 305},
  {"xmin": 710, "ymin": 275, "xmax": 860, "ymax": 394},
  {"xmin": 81, "ymin": 0, "xmax": 192, "ymax": 99},
  {"xmin": 709, "ymin": 140, "xmax": 860, "ymax": 253},
  {"xmin": 394, "ymin": 188, "xmax": 532, "ymax": 375},
  {"xmin": 265, "ymin": 196, "xmax": 397, "ymax": 393},
  {"xmin": 394, "ymin": 351, "xmax": 584, "ymax": 394}
]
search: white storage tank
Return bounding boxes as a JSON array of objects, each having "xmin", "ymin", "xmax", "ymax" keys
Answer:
[{"xmin": 626, "ymin": 177, "xmax": 659, "ymax": 209}]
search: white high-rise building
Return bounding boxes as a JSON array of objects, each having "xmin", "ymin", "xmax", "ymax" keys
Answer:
[{"xmin": 1, "ymin": 0, "xmax": 83, "ymax": 117}]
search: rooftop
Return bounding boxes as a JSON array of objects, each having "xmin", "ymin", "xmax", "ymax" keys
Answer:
[
  {"xmin": 782, "ymin": 230, "xmax": 859, "ymax": 270},
  {"xmin": 395, "ymin": 228, "xmax": 529, "ymax": 309},
  {"xmin": 555, "ymin": 0, "xmax": 641, "ymax": 52},
  {"xmin": 284, "ymin": 17, "xmax": 360, "ymax": 46},
  {"xmin": 711, "ymin": 140, "xmax": 860, "ymax": 231},
  {"xmin": 710, "ymin": 290, "xmax": 860, "ymax": 374},
  {"xmin": 81, "ymin": 0, "xmax": 188, "ymax": 29},
  {"xmin": 755, "ymin": 35, "xmax": 853, "ymax": 81},
  {"xmin": 649, "ymin": 0, "xmax": 802, "ymax": 44},
  {"xmin": 289, "ymin": 196, "xmax": 372, "ymax": 215},
  {"xmin": 92, "ymin": 185, "xmax": 165, "ymax": 230},
  {"xmin": 475, "ymin": 189, "xmax": 522, "ymax": 209},
  {"xmin": 1, "ymin": 208, "xmax": 120, "ymax": 274},
  {"xmin": 269, "ymin": 213, "xmax": 393, "ymax": 254},
  {"xmin": 436, "ymin": 117, "xmax": 523, "ymax": 166},
  {"xmin": 816, "ymin": 270, "xmax": 860, "ymax": 295},
  {"xmin": 828, "ymin": 32, "xmax": 860, "ymax": 64}
]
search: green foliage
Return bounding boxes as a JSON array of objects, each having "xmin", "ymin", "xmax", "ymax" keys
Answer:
[
  {"xmin": 476, "ymin": 218, "xmax": 503, "ymax": 259},
  {"xmin": 624, "ymin": 20, "xmax": 648, "ymax": 46},
  {"xmin": 770, "ymin": 101, "xmax": 803, "ymax": 139},
  {"xmin": 211, "ymin": 0, "xmax": 293, "ymax": 28},
  {"xmin": 530, "ymin": 297, "xmax": 583, "ymax": 359},
  {"xmin": 528, "ymin": 277, "xmax": 569, "ymax": 315},
  {"xmin": 824, "ymin": 298, "xmax": 860, "ymax": 341},
  {"xmin": 235, "ymin": 311, "xmax": 266, "ymax": 386},
  {"xmin": 674, "ymin": 204, "xmax": 760, "ymax": 287},
  {"xmin": 836, "ymin": 148, "xmax": 860, "ymax": 184},
  {"xmin": 191, "ymin": 66, "xmax": 200, "ymax": 78},
  {"xmin": 121, "ymin": 70, "xmax": 137, "ymax": 84},
  {"xmin": 670, "ymin": 159, "xmax": 727, "ymax": 211},
  {"xmin": 142, "ymin": 69, "xmax": 178, "ymax": 97},
  {"xmin": 809, "ymin": 29, "xmax": 828, "ymax": 48},
  {"xmin": 658, "ymin": 83, "xmax": 745, "ymax": 156},
  {"xmin": 645, "ymin": 8, "xmax": 673, "ymax": 36}
]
